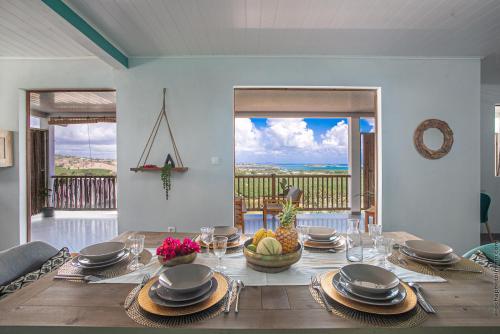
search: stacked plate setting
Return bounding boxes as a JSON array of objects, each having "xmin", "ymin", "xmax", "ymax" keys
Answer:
[
  {"xmin": 214, "ymin": 226, "xmax": 240, "ymax": 244},
  {"xmin": 149, "ymin": 264, "xmax": 217, "ymax": 308},
  {"xmin": 304, "ymin": 227, "xmax": 344, "ymax": 250},
  {"xmin": 400, "ymin": 240, "xmax": 460, "ymax": 266},
  {"xmin": 332, "ymin": 264, "xmax": 406, "ymax": 306},
  {"xmin": 72, "ymin": 241, "xmax": 129, "ymax": 269}
]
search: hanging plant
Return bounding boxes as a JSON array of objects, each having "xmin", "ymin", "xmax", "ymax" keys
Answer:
[{"xmin": 161, "ymin": 164, "xmax": 172, "ymax": 199}]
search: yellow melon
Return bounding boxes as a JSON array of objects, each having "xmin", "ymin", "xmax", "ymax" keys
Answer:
[{"xmin": 256, "ymin": 237, "xmax": 282, "ymax": 255}]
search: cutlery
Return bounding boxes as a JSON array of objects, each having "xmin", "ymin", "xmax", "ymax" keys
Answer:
[
  {"xmin": 54, "ymin": 274, "xmax": 103, "ymax": 282},
  {"xmin": 235, "ymin": 280, "xmax": 245, "ymax": 313},
  {"xmin": 429, "ymin": 265, "xmax": 482, "ymax": 274},
  {"xmin": 224, "ymin": 280, "xmax": 236, "ymax": 313},
  {"xmin": 408, "ymin": 282, "xmax": 436, "ymax": 314},
  {"xmin": 311, "ymin": 276, "xmax": 333, "ymax": 312},
  {"xmin": 397, "ymin": 256, "xmax": 409, "ymax": 266},
  {"xmin": 124, "ymin": 274, "xmax": 151, "ymax": 310}
]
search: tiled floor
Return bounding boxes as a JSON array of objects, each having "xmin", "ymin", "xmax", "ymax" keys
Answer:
[
  {"xmin": 30, "ymin": 210, "xmax": 362, "ymax": 252},
  {"xmin": 31, "ymin": 210, "xmax": 118, "ymax": 252}
]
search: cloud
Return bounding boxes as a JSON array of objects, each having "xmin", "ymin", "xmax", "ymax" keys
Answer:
[
  {"xmin": 54, "ymin": 123, "xmax": 116, "ymax": 159},
  {"xmin": 235, "ymin": 118, "xmax": 349, "ymax": 164}
]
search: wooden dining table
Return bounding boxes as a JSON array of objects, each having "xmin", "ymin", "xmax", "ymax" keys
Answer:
[{"xmin": 0, "ymin": 231, "xmax": 498, "ymax": 334}]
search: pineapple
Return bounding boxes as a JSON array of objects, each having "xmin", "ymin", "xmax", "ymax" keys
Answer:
[{"xmin": 275, "ymin": 199, "xmax": 299, "ymax": 253}]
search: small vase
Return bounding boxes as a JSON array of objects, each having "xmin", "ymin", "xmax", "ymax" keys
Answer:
[{"xmin": 158, "ymin": 252, "xmax": 197, "ymax": 267}]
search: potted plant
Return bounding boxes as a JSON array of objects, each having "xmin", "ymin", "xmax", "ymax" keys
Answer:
[
  {"xmin": 40, "ymin": 187, "xmax": 55, "ymax": 218},
  {"xmin": 156, "ymin": 237, "xmax": 201, "ymax": 267}
]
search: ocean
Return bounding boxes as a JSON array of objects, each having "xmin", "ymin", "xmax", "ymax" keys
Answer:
[{"xmin": 236, "ymin": 163, "xmax": 348, "ymax": 172}]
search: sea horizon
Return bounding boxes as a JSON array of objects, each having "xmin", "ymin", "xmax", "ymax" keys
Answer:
[{"xmin": 236, "ymin": 162, "xmax": 348, "ymax": 172}]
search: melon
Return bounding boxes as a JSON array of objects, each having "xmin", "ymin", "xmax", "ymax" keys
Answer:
[{"xmin": 256, "ymin": 237, "xmax": 282, "ymax": 255}]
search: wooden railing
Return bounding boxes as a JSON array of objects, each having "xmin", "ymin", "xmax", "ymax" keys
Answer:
[
  {"xmin": 235, "ymin": 174, "xmax": 350, "ymax": 211},
  {"xmin": 51, "ymin": 176, "xmax": 117, "ymax": 210}
]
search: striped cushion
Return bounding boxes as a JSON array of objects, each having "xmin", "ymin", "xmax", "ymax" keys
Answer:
[
  {"xmin": 470, "ymin": 250, "xmax": 497, "ymax": 270},
  {"xmin": 0, "ymin": 247, "xmax": 70, "ymax": 298}
]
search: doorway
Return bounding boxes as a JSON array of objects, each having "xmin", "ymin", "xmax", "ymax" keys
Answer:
[
  {"xmin": 233, "ymin": 87, "xmax": 379, "ymax": 234},
  {"xmin": 26, "ymin": 90, "xmax": 118, "ymax": 251}
]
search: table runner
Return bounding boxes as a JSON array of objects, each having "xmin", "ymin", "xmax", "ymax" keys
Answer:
[{"xmin": 93, "ymin": 248, "xmax": 446, "ymax": 285}]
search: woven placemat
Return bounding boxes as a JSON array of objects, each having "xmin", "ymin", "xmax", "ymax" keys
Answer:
[
  {"xmin": 124, "ymin": 273, "xmax": 237, "ymax": 327},
  {"xmin": 388, "ymin": 251, "xmax": 485, "ymax": 280},
  {"xmin": 57, "ymin": 250, "xmax": 152, "ymax": 279},
  {"xmin": 309, "ymin": 274, "xmax": 429, "ymax": 328}
]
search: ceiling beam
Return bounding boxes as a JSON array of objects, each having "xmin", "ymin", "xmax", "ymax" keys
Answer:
[{"xmin": 40, "ymin": 0, "xmax": 128, "ymax": 69}]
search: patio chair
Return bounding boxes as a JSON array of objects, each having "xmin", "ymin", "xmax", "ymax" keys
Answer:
[
  {"xmin": 262, "ymin": 187, "xmax": 303, "ymax": 229},
  {"xmin": 234, "ymin": 196, "xmax": 247, "ymax": 233},
  {"xmin": 480, "ymin": 192, "xmax": 494, "ymax": 242}
]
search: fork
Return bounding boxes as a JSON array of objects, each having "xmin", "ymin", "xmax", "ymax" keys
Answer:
[
  {"xmin": 54, "ymin": 274, "xmax": 103, "ymax": 282},
  {"xmin": 429, "ymin": 265, "xmax": 482, "ymax": 273},
  {"xmin": 124, "ymin": 273, "xmax": 151, "ymax": 310},
  {"xmin": 310, "ymin": 276, "xmax": 333, "ymax": 312}
]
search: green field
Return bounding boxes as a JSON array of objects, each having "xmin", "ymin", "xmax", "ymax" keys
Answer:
[{"xmin": 55, "ymin": 167, "xmax": 114, "ymax": 176}]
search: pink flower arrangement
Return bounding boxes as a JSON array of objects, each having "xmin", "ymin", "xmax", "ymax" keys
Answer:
[{"xmin": 156, "ymin": 237, "xmax": 201, "ymax": 261}]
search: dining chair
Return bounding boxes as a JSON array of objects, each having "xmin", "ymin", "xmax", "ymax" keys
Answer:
[
  {"xmin": 463, "ymin": 243, "xmax": 500, "ymax": 266},
  {"xmin": 480, "ymin": 192, "xmax": 494, "ymax": 242},
  {"xmin": 0, "ymin": 241, "xmax": 58, "ymax": 287},
  {"xmin": 262, "ymin": 187, "xmax": 303, "ymax": 229},
  {"xmin": 234, "ymin": 196, "xmax": 247, "ymax": 234}
]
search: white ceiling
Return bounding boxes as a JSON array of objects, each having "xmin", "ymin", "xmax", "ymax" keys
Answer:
[
  {"xmin": 2, "ymin": 0, "xmax": 500, "ymax": 59},
  {"xmin": 0, "ymin": 0, "xmax": 93, "ymax": 57}
]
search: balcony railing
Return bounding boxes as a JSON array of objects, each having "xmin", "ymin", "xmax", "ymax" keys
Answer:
[
  {"xmin": 235, "ymin": 174, "xmax": 350, "ymax": 211},
  {"xmin": 52, "ymin": 176, "xmax": 117, "ymax": 210}
]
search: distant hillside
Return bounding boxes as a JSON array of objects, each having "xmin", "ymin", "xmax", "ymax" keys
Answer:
[{"xmin": 55, "ymin": 155, "xmax": 116, "ymax": 176}]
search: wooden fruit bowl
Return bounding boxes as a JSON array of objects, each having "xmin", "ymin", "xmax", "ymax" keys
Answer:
[{"xmin": 243, "ymin": 239, "xmax": 302, "ymax": 273}]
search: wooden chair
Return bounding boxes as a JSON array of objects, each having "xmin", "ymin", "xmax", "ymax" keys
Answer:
[
  {"xmin": 262, "ymin": 187, "xmax": 303, "ymax": 229},
  {"xmin": 234, "ymin": 196, "xmax": 247, "ymax": 234}
]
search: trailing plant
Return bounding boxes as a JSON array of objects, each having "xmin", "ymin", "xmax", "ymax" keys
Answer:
[{"xmin": 161, "ymin": 164, "xmax": 172, "ymax": 199}]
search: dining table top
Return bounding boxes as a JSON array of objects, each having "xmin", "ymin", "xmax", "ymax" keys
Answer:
[{"xmin": 0, "ymin": 230, "xmax": 498, "ymax": 334}]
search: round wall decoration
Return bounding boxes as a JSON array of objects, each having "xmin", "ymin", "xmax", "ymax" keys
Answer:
[{"xmin": 413, "ymin": 119, "xmax": 454, "ymax": 159}]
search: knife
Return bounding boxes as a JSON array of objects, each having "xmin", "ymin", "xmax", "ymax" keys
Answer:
[
  {"xmin": 224, "ymin": 280, "xmax": 235, "ymax": 313},
  {"xmin": 408, "ymin": 282, "xmax": 436, "ymax": 314},
  {"xmin": 124, "ymin": 274, "xmax": 151, "ymax": 310}
]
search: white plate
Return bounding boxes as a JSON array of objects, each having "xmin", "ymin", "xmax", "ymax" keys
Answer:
[
  {"xmin": 78, "ymin": 249, "xmax": 130, "ymax": 266},
  {"xmin": 333, "ymin": 273, "xmax": 406, "ymax": 306},
  {"xmin": 401, "ymin": 247, "xmax": 461, "ymax": 266},
  {"xmin": 79, "ymin": 241, "xmax": 125, "ymax": 262},
  {"xmin": 308, "ymin": 227, "xmax": 336, "ymax": 240},
  {"xmin": 339, "ymin": 275, "xmax": 400, "ymax": 301},
  {"xmin": 159, "ymin": 264, "xmax": 213, "ymax": 293},
  {"xmin": 71, "ymin": 251, "xmax": 129, "ymax": 269},
  {"xmin": 340, "ymin": 264, "xmax": 400, "ymax": 294}
]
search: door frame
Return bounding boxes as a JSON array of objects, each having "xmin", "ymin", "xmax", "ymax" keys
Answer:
[{"xmin": 25, "ymin": 89, "xmax": 115, "ymax": 242}]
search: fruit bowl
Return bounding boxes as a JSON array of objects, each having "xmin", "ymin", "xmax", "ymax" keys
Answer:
[{"xmin": 243, "ymin": 239, "xmax": 302, "ymax": 273}]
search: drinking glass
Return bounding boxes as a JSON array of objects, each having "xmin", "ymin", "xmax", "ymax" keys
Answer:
[
  {"xmin": 297, "ymin": 225, "xmax": 309, "ymax": 245},
  {"xmin": 368, "ymin": 224, "xmax": 383, "ymax": 249},
  {"xmin": 382, "ymin": 237, "xmax": 395, "ymax": 270},
  {"xmin": 127, "ymin": 234, "xmax": 145, "ymax": 271},
  {"xmin": 200, "ymin": 226, "xmax": 215, "ymax": 255},
  {"xmin": 346, "ymin": 219, "xmax": 363, "ymax": 262},
  {"xmin": 213, "ymin": 236, "xmax": 228, "ymax": 272}
]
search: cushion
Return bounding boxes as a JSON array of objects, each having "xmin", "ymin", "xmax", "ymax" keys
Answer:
[
  {"xmin": 0, "ymin": 241, "xmax": 59, "ymax": 286},
  {"xmin": 469, "ymin": 250, "xmax": 497, "ymax": 270},
  {"xmin": 0, "ymin": 247, "xmax": 70, "ymax": 298}
]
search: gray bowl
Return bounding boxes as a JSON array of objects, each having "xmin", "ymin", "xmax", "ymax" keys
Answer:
[
  {"xmin": 159, "ymin": 264, "xmax": 213, "ymax": 293},
  {"xmin": 340, "ymin": 264, "xmax": 400, "ymax": 294},
  {"xmin": 79, "ymin": 241, "xmax": 125, "ymax": 262}
]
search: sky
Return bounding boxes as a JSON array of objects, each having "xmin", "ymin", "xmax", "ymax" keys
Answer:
[
  {"xmin": 54, "ymin": 123, "xmax": 117, "ymax": 160},
  {"xmin": 235, "ymin": 118, "xmax": 374, "ymax": 164}
]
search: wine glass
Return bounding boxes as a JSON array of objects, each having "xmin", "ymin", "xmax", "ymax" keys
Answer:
[
  {"xmin": 200, "ymin": 226, "xmax": 214, "ymax": 255},
  {"xmin": 212, "ymin": 236, "xmax": 228, "ymax": 272},
  {"xmin": 127, "ymin": 234, "xmax": 145, "ymax": 271},
  {"xmin": 368, "ymin": 224, "xmax": 382, "ymax": 250},
  {"xmin": 297, "ymin": 225, "xmax": 309, "ymax": 249}
]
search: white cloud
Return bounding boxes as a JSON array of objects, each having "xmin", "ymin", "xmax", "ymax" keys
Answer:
[
  {"xmin": 235, "ymin": 118, "xmax": 351, "ymax": 164},
  {"xmin": 54, "ymin": 123, "xmax": 116, "ymax": 159}
]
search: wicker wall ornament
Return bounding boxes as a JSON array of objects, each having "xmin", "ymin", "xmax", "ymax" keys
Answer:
[{"xmin": 413, "ymin": 119, "xmax": 454, "ymax": 159}]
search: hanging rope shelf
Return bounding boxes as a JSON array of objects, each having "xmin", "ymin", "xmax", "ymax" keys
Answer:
[{"xmin": 130, "ymin": 88, "xmax": 188, "ymax": 173}]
